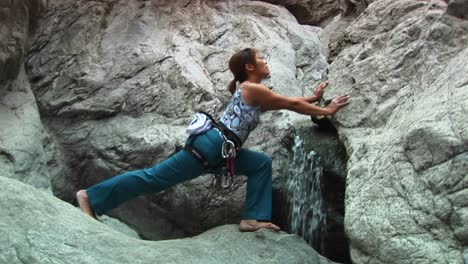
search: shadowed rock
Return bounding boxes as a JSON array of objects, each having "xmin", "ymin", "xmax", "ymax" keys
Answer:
[
  {"xmin": 446, "ymin": 0, "xmax": 468, "ymax": 19},
  {"xmin": 257, "ymin": 0, "xmax": 341, "ymax": 26}
]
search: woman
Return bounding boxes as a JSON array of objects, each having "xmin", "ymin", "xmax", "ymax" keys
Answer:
[{"xmin": 77, "ymin": 48, "xmax": 349, "ymax": 232}]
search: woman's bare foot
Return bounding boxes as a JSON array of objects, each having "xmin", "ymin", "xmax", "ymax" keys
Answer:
[
  {"xmin": 76, "ymin": 190, "xmax": 97, "ymax": 220},
  {"xmin": 239, "ymin": 219, "xmax": 280, "ymax": 232}
]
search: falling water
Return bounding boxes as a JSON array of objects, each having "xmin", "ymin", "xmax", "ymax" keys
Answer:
[{"xmin": 286, "ymin": 136, "xmax": 327, "ymax": 253}]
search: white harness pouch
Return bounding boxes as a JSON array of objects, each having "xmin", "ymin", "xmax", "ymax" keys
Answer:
[{"xmin": 186, "ymin": 112, "xmax": 213, "ymax": 135}]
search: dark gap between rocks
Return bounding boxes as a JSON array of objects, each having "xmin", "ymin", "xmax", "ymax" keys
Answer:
[{"xmin": 273, "ymin": 117, "xmax": 351, "ymax": 264}]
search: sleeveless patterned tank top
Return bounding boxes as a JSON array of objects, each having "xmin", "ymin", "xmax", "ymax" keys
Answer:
[{"xmin": 219, "ymin": 85, "xmax": 261, "ymax": 144}]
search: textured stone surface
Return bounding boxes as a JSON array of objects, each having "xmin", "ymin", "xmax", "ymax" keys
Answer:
[
  {"xmin": 326, "ymin": 0, "xmax": 468, "ymax": 263},
  {"xmin": 26, "ymin": 0, "xmax": 328, "ymax": 239},
  {"xmin": 0, "ymin": 175, "xmax": 336, "ymax": 264},
  {"xmin": 0, "ymin": 0, "xmax": 50, "ymax": 189}
]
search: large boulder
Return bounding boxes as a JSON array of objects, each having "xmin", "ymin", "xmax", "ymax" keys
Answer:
[
  {"xmin": 0, "ymin": 175, "xmax": 337, "ymax": 264},
  {"xmin": 26, "ymin": 0, "xmax": 328, "ymax": 239},
  {"xmin": 326, "ymin": 0, "xmax": 468, "ymax": 263},
  {"xmin": 0, "ymin": 0, "xmax": 50, "ymax": 189}
]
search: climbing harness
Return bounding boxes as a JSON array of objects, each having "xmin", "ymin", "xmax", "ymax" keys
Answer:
[{"xmin": 184, "ymin": 112, "xmax": 241, "ymax": 192}]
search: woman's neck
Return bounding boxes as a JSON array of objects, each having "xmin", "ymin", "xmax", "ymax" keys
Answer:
[{"xmin": 246, "ymin": 75, "xmax": 263, "ymax": 83}]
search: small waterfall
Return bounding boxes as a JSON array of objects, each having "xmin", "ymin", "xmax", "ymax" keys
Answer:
[{"xmin": 286, "ymin": 136, "xmax": 327, "ymax": 253}]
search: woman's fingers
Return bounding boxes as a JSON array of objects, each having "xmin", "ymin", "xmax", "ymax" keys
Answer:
[
  {"xmin": 326, "ymin": 93, "xmax": 350, "ymax": 114},
  {"xmin": 319, "ymin": 81, "xmax": 328, "ymax": 89},
  {"xmin": 331, "ymin": 94, "xmax": 350, "ymax": 107},
  {"xmin": 317, "ymin": 81, "xmax": 328, "ymax": 92},
  {"xmin": 336, "ymin": 94, "xmax": 349, "ymax": 100},
  {"xmin": 332, "ymin": 94, "xmax": 349, "ymax": 101},
  {"xmin": 314, "ymin": 81, "xmax": 328, "ymax": 97},
  {"xmin": 337, "ymin": 101, "xmax": 350, "ymax": 106},
  {"xmin": 336, "ymin": 94, "xmax": 350, "ymax": 103}
]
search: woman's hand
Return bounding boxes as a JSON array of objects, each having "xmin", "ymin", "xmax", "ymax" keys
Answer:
[
  {"xmin": 326, "ymin": 94, "xmax": 350, "ymax": 114},
  {"xmin": 314, "ymin": 81, "xmax": 328, "ymax": 100}
]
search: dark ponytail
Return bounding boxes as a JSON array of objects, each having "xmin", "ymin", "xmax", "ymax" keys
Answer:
[
  {"xmin": 227, "ymin": 48, "xmax": 256, "ymax": 95},
  {"xmin": 228, "ymin": 79, "xmax": 237, "ymax": 95}
]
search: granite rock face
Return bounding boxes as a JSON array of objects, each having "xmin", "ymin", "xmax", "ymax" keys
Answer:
[
  {"xmin": 326, "ymin": 0, "xmax": 468, "ymax": 263},
  {"xmin": 26, "ymin": 0, "xmax": 328, "ymax": 239},
  {"xmin": 5, "ymin": 0, "xmax": 467, "ymax": 263},
  {"xmin": 0, "ymin": 175, "xmax": 337, "ymax": 264},
  {"xmin": 0, "ymin": 0, "xmax": 50, "ymax": 189}
]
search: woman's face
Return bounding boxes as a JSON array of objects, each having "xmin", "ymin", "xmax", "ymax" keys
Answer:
[{"xmin": 252, "ymin": 52, "xmax": 270, "ymax": 78}]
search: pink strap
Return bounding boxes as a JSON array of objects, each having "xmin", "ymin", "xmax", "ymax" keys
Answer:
[{"xmin": 227, "ymin": 155, "xmax": 235, "ymax": 192}]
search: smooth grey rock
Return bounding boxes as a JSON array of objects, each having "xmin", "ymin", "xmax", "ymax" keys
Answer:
[
  {"xmin": 326, "ymin": 0, "xmax": 468, "ymax": 263},
  {"xmin": 0, "ymin": 66, "xmax": 50, "ymax": 190},
  {"xmin": 0, "ymin": 0, "xmax": 50, "ymax": 189},
  {"xmin": 27, "ymin": 0, "xmax": 328, "ymax": 239},
  {"xmin": 98, "ymin": 215, "xmax": 141, "ymax": 239},
  {"xmin": 0, "ymin": 175, "xmax": 337, "ymax": 264}
]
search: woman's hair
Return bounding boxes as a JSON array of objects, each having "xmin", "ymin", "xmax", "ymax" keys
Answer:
[{"xmin": 227, "ymin": 48, "xmax": 257, "ymax": 95}]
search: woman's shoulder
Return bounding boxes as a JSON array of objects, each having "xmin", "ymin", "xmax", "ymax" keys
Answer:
[
  {"xmin": 240, "ymin": 81, "xmax": 268, "ymax": 91},
  {"xmin": 239, "ymin": 82, "xmax": 272, "ymax": 107}
]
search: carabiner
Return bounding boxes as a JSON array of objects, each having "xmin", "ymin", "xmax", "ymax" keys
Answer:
[{"xmin": 222, "ymin": 140, "xmax": 236, "ymax": 158}]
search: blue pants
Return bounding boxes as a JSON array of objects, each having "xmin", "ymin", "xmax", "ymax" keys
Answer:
[{"xmin": 86, "ymin": 128, "xmax": 272, "ymax": 221}]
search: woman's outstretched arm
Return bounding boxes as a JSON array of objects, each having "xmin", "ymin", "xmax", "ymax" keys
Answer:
[{"xmin": 243, "ymin": 82, "xmax": 349, "ymax": 116}]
